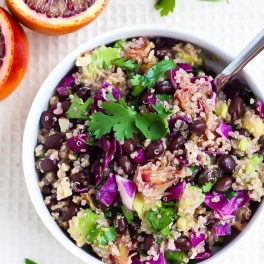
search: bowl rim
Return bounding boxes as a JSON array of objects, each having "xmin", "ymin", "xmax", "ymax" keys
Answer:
[{"xmin": 22, "ymin": 24, "xmax": 264, "ymax": 264}]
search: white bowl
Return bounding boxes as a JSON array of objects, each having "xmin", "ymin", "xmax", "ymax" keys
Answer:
[{"xmin": 22, "ymin": 25, "xmax": 264, "ymax": 264}]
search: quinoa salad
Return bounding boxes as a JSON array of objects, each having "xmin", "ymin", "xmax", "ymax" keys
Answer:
[{"xmin": 35, "ymin": 37, "xmax": 264, "ymax": 264}]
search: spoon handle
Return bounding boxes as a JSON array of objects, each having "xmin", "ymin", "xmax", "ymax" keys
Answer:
[{"xmin": 216, "ymin": 29, "xmax": 264, "ymax": 92}]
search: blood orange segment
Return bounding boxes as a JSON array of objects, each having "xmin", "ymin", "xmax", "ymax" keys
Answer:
[
  {"xmin": 0, "ymin": 7, "xmax": 29, "ymax": 101},
  {"xmin": 5, "ymin": 0, "xmax": 109, "ymax": 35}
]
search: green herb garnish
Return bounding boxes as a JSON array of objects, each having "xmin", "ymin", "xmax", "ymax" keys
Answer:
[
  {"xmin": 155, "ymin": 0, "xmax": 176, "ymax": 16},
  {"xmin": 86, "ymin": 225, "xmax": 101, "ymax": 243},
  {"xmin": 154, "ymin": 0, "xmax": 229, "ymax": 17},
  {"xmin": 141, "ymin": 59, "xmax": 176, "ymax": 88},
  {"xmin": 66, "ymin": 95, "xmax": 93, "ymax": 120},
  {"xmin": 223, "ymin": 190, "xmax": 237, "ymax": 200},
  {"xmin": 24, "ymin": 259, "xmax": 38, "ymax": 264},
  {"xmin": 201, "ymin": 178, "xmax": 217, "ymax": 193},
  {"xmin": 130, "ymin": 59, "xmax": 176, "ymax": 96},
  {"xmin": 146, "ymin": 204, "xmax": 175, "ymax": 236},
  {"xmin": 112, "ymin": 58, "xmax": 138, "ymax": 70},
  {"xmin": 88, "ymin": 100, "xmax": 170, "ymax": 141},
  {"xmin": 121, "ymin": 205, "xmax": 135, "ymax": 224},
  {"xmin": 100, "ymin": 227, "xmax": 116, "ymax": 245},
  {"xmin": 164, "ymin": 251, "xmax": 186, "ymax": 264}
]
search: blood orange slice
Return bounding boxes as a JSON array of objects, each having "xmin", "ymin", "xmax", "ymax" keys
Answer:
[
  {"xmin": 5, "ymin": 0, "xmax": 109, "ymax": 35},
  {"xmin": 0, "ymin": 7, "xmax": 29, "ymax": 101}
]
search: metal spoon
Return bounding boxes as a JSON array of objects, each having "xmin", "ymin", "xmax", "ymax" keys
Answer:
[{"xmin": 215, "ymin": 29, "xmax": 264, "ymax": 93}]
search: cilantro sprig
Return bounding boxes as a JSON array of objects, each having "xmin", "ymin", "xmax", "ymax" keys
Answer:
[
  {"xmin": 130, "ymin": 58, "xmax": 176, "ymax": 96},
  {"xmin": 155, "ymin": 0, "xmax": 175, "ymax": 17},
  {"xmin": 66, "ymin": 95, "xmax": 94, "ymax": 120},
  {"xmin": 154, "ymin": 0, "xmax": 229, "ymax": 17},
  {"xmin": 25, "ymin": 259, "xmax": 38, "ymax": 264},
  {"xmin": 88, "ymin": 100, "xmax": 170, "ymax": 141},
  {"xmin": 112, "ymin": 58, "xmax": 138, "ymax": 70}
]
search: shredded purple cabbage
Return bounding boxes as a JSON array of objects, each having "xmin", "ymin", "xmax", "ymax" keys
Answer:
[
  {"xmin": 67, "ymin": 133, "xmax": 87, "ymax": 153},
  {"xmin": 163, "ymin": 181, "xmax": 185, "ymax": 202},
  {"xmin": 96, "ymin": 173, "xmax": 118, "ymax": 207},
  {"xmin": 72, "ymin": 187, "xmax": 89, "ymax": 193},
  {"xmin": 210, "ymin": 91, "xmax": 217, "ymax": 107},
  {"xmin": 131, "ymin": 148, "xmax": 147, "ymax": 164},
  {"xmin": 92, "ymin": 162, "xmax": 103, "ymax": 186},
  {"xmin": 102, "ymin": 136, "xmax": 116, "ymax": 171},
  {"xmin": 56, "ymin": 74, "xmax": 75, "ymax": 95},
  {"xmin": 91, "ymin": 83, "xmax": 122, "ymax": 112},
  {"xmin": 190, "ymin": 231, "xmax": 206, "ymax": 248},
  {"xmin": 216, "ymin": 121, "xmax": 232, "ymax": 139},
  {"xmin": 116, "ymin": 175, "xmax": 136, "ymax": 210},
  {"xmin": 256, "ymin": 100, "xmax": 264, "ymax": 118},
  {"xmin": 194, "ymin": 245, "xmax": 212, "ymax": 260},
  {"xmin": 214, "ymin": 211, "xmax": 236, "ymax": 221},
  {"xmin": 214, "ymin": 222, "xmax": 231, "ymax": 236},
  {"xmin": 204, "ymin": 191, "xmax": 250, "ymax": 216}
]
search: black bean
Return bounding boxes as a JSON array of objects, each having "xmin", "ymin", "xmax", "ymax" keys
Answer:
[
  {"xmin": 143, "ymin": 235, "xmax": 160, "ymax": 252},
  {"xmin": 46, "ymin": 198, "xmax": 59, "ymax": 212},
  {"xmin": 45, "ymin": 134, "xmax": 64, "ymax": 149},
  {"xmin": 217, "ymin": 154, "xmax": 236, "ymax": 174},
  {"xmin": 61, "ymin": 98, "xmax": 71, "ymax": 112},
  {"xmin": 156, "ymin": 47, "xmax": 175, "ymax": 60},
  {"xmin": 39, "ymin": 157, "xmax": 57, "ymax": 172},
  {"xmin": 122, "ymin": 139, "xmax": 136, "ymax": 154},
  {"xmin": 175, "ymin": 236, "xmax": 192, "ymax": 251},
  {"xmin": 229, "ymin": 96, "xmax": 243, "ymax": 120},
  {"xmin": 169, "ymin": 135, "xmax": 186, "ymax": 152},
  {"xmin": 213, "ymin": 176, "xmax": 233, "ymax": 193},
  {"xmin": 40, "ymin": 111, "xmax": 58, "ymax": 129},
  {"xmin": 66, "ymin": 202, "xmax": 80, "ymax": 221},
  {"xmin": 118, "ymin": 155, "xmax": 133, "ymax": 175},
  {"xmin": 41, "ymin": 184, "xmax": 53, "ymax": 196},
  {"xmin": 145, "ymin": 140, "xmax": 164, "ymax": 159},
  {"xmin": 128, "ymin": 225, "xmax": 140, "ymax": 244},
  {"xmin": 76, "ymin": 87, "xmax": 91, "ymax": 101},
  {"xmin": 114, "ymin": 215, "xmax": 128, "ymax": 234},
  {"xmin": 237, "ymin": 128, "xmax": 249, "ymax": 137},
  {"xmin": 185, "ymin": 167, "xmax": 200, "ymax": 183},
  {"xmin": 198, "ymin": 169, "xmax": 216, "ymax": 186},
  {"xmin": 189, "ymin": 120, "xmax": 207, "ymax": 136},
  {"xmin": 71, "ymin": 171, "xmax": 89, "ymax": 187},
  {"xmin": 259, "ymin": 135, "xmax": 264, "ymax": 145},
  {"xmin": 155, "ymin": 80, "xmax": 174, "ymax": 94},
  {"xmin": 138, "ymin": 91, "xmax": 155, "ymax": 106}
]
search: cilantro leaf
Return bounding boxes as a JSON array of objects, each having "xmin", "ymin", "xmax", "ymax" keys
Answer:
[
  {"xmin": 66, "ymin": 95, "xmax": 93, "ymax": 120},
  {"xmin": 224, "ymin": 190, "xmax": 237, "ymax": 200},
  {"xmin": 130, "ymin": 74, "xmax": 145, "ymax": 96},
  {"xmin": 164, "ymin": 251, "xmax": 186, "ymax": 264},
  {"xmin": 155, "ymin": 0, "xmax": 176, "ymax": 16},
  {"xmin": 201, "ymin": 179, "xmax": 216, "ymax": 193},
  {"xmin": 146, "ymin": 205, "xmax": 175, "ymax": 234},
  {"xmin": 141, "ymin": 59, "xmax": 176, "ymax": 88},
  {"xmin": 25, "ymin": 259, "xmax": 38, "ymax": 264},
  {"xmin": 121, "ymin": 205, "xmax": 134, "ymax": 224},
  {"xmin": 135, "ymin": 112, "xmax": 168, "ymax": 140},
  {"xmin": 112, "ymin": 58, "xmax": 138, "ymax": 70},
  {"xmin": 88, "ymin": 100, "xmax": 138, "ymax": 141},
  {"xmin": 100, "ymin": 227, "xmax": 116, "ymax": 245},
  {"xmin": 159, "ymin": 94, "xmax": 173, "ymax": 101},
  {"xmin": 152, "ymin": 102, "xmax": 172, "ymax": 119}
]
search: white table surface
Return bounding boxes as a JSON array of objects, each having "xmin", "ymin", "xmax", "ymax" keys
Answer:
[{"xmin": 0, "ymin": 0, "xmax": 264, "ymax": 263}]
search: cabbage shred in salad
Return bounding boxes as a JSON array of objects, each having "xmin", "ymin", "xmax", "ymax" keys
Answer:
[{"xmin": 35, "ymin": 37, "xmax": 264, "ymax": 264}]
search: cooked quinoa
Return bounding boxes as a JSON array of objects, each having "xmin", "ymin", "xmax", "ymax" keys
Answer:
[{"xmin": 35, "ymin": 37, "xmax": 264, "ymax": 264}]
